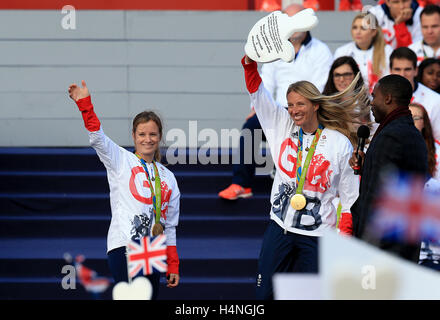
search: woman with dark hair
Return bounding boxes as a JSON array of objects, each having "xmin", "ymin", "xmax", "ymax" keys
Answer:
[
  {"xmin": 409, "ymin": 102, "xmax": 440, "ymax": 271},
  {"xmin": 323, "ymin": 56, "xmax": 364, "ymax": 95},
  {"xmin": 416, "ymin": 58, "xmax": 440, "ymax": 93},
  {"xmin": 68, "ymin": 80, "xmax": 181, "ymax": 298},
  {"xmin": 323, "ymin": 56, "xmax": 372, "ymax": 132},
  {"xmin": 409, "ymin": 103, "xmax": 439, "ymax": 180}
]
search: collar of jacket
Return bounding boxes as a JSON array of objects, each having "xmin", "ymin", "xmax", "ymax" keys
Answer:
[{"xmin": 413, "ymin": 80, "xmax": 419, "ymax": 93}]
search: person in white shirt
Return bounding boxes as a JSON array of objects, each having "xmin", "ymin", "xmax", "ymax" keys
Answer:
[
  {"xmin": 334, "ymin": 12, "xmax": 394, "ymax": 93},
  {"xmin": 416, "ymin": 57, "xmax": 440, "ymax": 93},
  {"xmin": 409, "ymin": 5, "xmax": 440, "ymax": 64},
  {"xmin": 242, "ymin": 51, "xmax": 369, "ymax": 299},
  {"xmin": 68, "ymin": 81, "xmax": 181, "ymax": 299},
  {"xmin": 218, "ymin": 4, "xmax": 333, "ymax": 201},
  {"xmin": 369, "ymin": 0, "xmax": 423, "ymax": 49},
  {"xmin": 409, "ymin": 102, "xmax": 440, "ymax": 180},
  {"xmin": 390, "ymin": 47, "xmax": 440, "ymax": 141},
  {"xmin": 408, "ymin": 103, "xmax": 440, "ymax": 270},
  {"xmin": 323, "ymin": 56, "xmax": 364, "ymax": 95}
]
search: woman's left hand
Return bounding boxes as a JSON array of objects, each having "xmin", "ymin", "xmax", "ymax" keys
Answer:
[{"xmin": 167, "ymin": 273, "xmax": 180, "ymax": 288}]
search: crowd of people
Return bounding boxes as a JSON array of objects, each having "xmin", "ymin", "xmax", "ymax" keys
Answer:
[{"xmin": 67, "ymin": 0, "xmax": 440, "ymax": 300}]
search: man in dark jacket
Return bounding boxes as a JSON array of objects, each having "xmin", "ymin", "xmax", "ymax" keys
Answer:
[{"xmin": 350, "ymin": 74, "xmax": 428, "ymax": 262}]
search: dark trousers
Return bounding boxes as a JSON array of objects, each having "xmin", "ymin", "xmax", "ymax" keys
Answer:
[
  {"xmin": 232, "ymin": 114, "xmax": 266, "ymax": 188},
  {"xmin": 256, "ymin": 220, "xmax": 319, "ymax": 300},
  {"xmin": 107, "ymin": 246, "xmax": 161, "ymax": 300}
]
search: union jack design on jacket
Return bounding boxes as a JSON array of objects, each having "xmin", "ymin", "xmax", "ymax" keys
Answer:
[
  {"xmin": 74, "ymin": 96, "xmax": 180, "ymax": 277},
  {"xmin": 127, "ymin": 235, "xmax": 168, "ymax": 278},
  {"xmin": 242, "ymin": 56, "xmax": 359, "ymax": 237}
]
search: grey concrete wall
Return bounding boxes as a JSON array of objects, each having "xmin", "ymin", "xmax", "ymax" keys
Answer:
[{"xmin": 0, "ymin": 10, "xmax": 357, "ymax": 147}]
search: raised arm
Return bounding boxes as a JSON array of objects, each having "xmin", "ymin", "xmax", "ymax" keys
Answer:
[
  {"xmin": 68, "ymin": 80, "xmax": 122, "ymax": 172},
  {"xmin": 68, "ymin": 80, "xmax": 100, "ymax": 132},
  {"xmin": 241, "ymin": 55, "xmax": 292, "ymax": 145}
]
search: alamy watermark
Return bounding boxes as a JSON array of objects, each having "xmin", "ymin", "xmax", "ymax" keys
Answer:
[
  {"xmin": 164, "ymin": 121, "xmax": 274, "ymax": 173},
  {"xmin": 361, "ymin": 265, "xmax": 376, "ymax": 290},
  {"xmin": 61, "ymin": 264, "xmax": 76, "ymax": 290}
]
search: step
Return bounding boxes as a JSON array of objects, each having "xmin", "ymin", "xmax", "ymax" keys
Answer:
[
  {"xmin": 0, "ymin": 193, "xmax": 272, "ymax": 216},
  {"xmin": 0, "ymin": 215, "xmax": 269, "ymax": 238},
  {"xmin": 0, "ymin": 238, "xmax": 262, "ymax": 260},
  {"xmin": 0, "ymin": 277, "xmax": 256, "ymax": 300},
  {"xmin": 0, "ymin": 258, "xmax": 258, "ymax": 279},
  {"xmin": 0, "ymin": 147, "xmax": 271, "ymax": 173},
  {"xmin": 0, "ymin": 170, "xmax": 274, "ymax": 194}
]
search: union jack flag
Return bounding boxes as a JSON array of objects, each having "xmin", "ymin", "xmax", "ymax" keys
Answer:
[
  {"xmin": 127, "ymin": 234, "xmax": 168, "ymax": 279},
  {"xmin": 368, "ymin": 171, "xmax": 440, "ymax": 244}
]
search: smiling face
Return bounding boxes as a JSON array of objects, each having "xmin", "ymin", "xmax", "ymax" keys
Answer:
[
  {"xmin": 132, "ymin": 120, "xmax": 161, "ymax": 162},
  {"xmin": 422, "ymin": 62, "xmax": 440, "ymax": 91},
  {"xmin": 333, "ymin": 63, "xmax": 355, "ymax": 92},
  {"xmin": 287, "ymin": 91, "xmax": 319, "ymax": 132}
]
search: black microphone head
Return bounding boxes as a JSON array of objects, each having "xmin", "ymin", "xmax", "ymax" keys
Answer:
[{"xmin": 357, "ymin": 125, "xmax": 370, "ymax": 139}]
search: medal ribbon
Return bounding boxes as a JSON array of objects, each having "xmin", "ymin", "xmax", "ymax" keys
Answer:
[
  {"xmin": 295, "ymin": 124, "xmax": 324, "ymax": 194},
  {"xmin": 136, "ymin": 154, "xmax": 162, "ymax": 225}
]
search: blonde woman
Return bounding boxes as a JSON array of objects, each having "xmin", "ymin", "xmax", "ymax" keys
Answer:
[
  {"xmin": 334, "ymin": 12, "xmax": 394, "ymax": 93},
  {"xmin": 242, "ymin": 54, "xmax": 369, "ymax": 300}
]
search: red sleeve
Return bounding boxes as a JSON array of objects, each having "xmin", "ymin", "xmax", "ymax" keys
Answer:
[
  {"xmin": 166, "ymin": 245, "xmax": 179, "ymax": 276},
  {"xmin": 394, "ymin": 22, "xmax": 413, "ymax": 48},
  {"xmin": 241, "ymin": 56, "xmax": 262, "ymax": 94},
  {"xmin": 338, "ymin": 212, "xmax": 353, "ymax": 236},
  {"xmin": 75, "ymin": 96, "xmax": 101, "ymax": 132}
]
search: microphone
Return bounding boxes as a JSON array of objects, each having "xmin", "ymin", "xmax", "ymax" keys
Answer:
[{"xmin": 354, "ymin": 125, "xmax": 370, "ymax": 175}]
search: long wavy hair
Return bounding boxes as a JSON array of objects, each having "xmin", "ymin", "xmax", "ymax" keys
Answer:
[
  {"xmin": 409, "ymin": 103, "xmax": 437, "ymax": 178},
  {"xmin": 353, "ymin": 12, "xmax": 387, "ymax": 78},
  {"xmin": 286, "ymin": 72, "xmax": 370, "ymax": 146},
  {"xmin": 132, "ymin": 111, "xmax": 163, "ymax": 162}
]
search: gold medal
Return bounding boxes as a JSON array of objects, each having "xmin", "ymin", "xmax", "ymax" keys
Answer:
[
  {"xmin": 152, "ymin": 223, "xmax": 164, "ymax": 236},
  {"xmin": 290, "ymin": 194, "xmax": 307, "ymax": 210}
]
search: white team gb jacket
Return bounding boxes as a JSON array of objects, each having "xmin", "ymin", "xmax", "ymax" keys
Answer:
[
  {"xmin": 413, "ymin": 82, "xmax": 440, "ymax": 142},
  {"xmin": 369, "ymin": 4, "xmax": 423, "ymax": 49},
  {"xmin": 409, "ymin": 41, "xmax": 440, "ymax": 65},
  {"xmin": 247, "ymin": 69, "xmax": 360, "ymax": 237},
  {"xmin": 89, "ymin": 128, "xmax": 180, "ymax": 253}
]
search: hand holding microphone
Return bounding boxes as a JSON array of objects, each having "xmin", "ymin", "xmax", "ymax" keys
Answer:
[{"xmin": 349, "ymin": 125, "xmax": 370, "ymax": 175}]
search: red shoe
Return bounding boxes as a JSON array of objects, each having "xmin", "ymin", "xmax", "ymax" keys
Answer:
[{"xmin": 218, "ymin": 184, "xmax": 253, "ymax": 200}]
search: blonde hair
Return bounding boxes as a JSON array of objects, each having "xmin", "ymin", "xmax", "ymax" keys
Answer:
[
  {"xmin": 353, "ymin": 12, "xmax": 386, "ymax": 78},
  {"xmin": 286, "ymin": 73, "xmax": 370, "ymax": 146}
]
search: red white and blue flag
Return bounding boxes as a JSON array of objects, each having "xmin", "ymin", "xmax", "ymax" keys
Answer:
[
  {"xmin": 127, "ymin": 235, "xmax": 168, "ymax": 279},
  {"xmin": 368, "ymin": 172, "xmax": 440, "ymax": 244}
]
